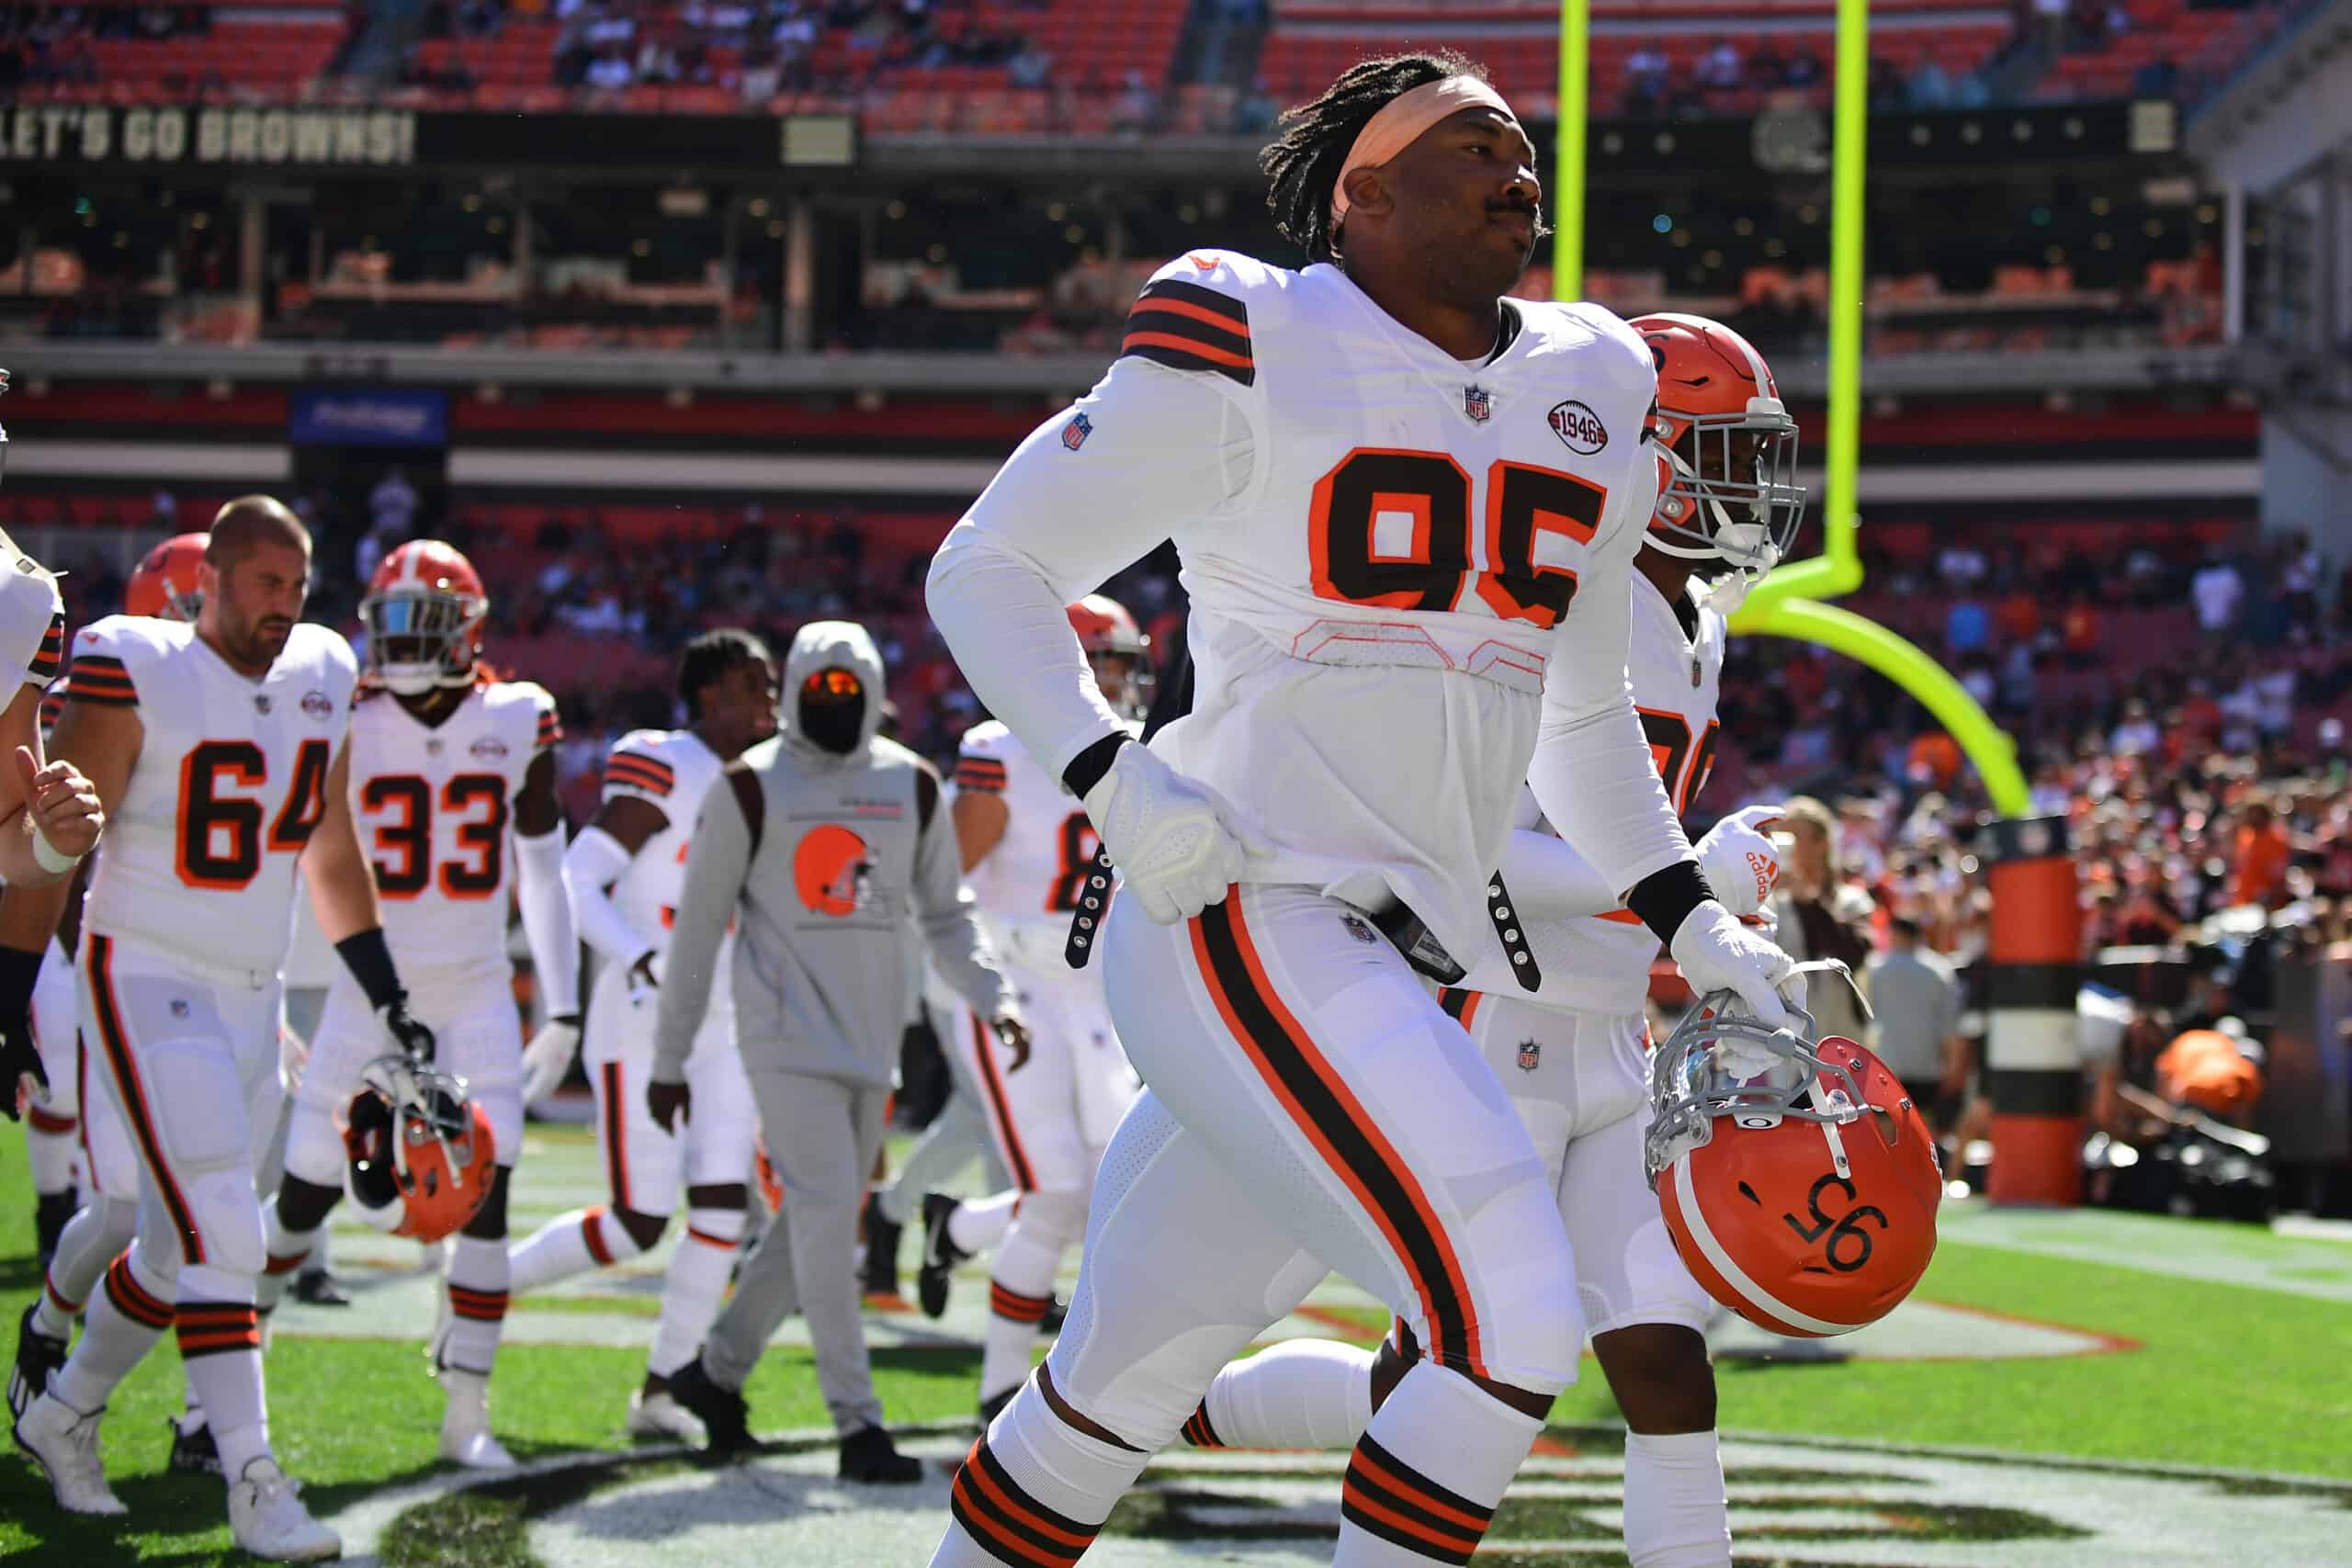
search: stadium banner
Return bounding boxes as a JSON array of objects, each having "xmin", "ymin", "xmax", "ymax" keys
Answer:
[
  {"xmin": 288, "ymin": 388, "xmax": 450, "ymax": 448},
  {"xmin": 0, "ymin": 106, "xmax": 856, "ymax": 171}
]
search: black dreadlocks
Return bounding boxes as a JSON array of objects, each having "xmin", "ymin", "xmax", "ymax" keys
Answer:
[{"xmin": 1259, "ymin": 51, "xmax": 1492, "ymax": 266}]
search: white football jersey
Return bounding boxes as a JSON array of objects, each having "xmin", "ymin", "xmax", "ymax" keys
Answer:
[
  {"xmin": 1461, "ymin": 573, "xmax": 1726, "ymax": 1016},
  {"xmin": 600, "ymin": 728, "xmax": 733, "ymax": 1012},
  {"xmin": 346, "ymin": 679, "xmax": 559, "ymax": 982},
  {"xmin": 949, "ymin": 251, "xmax": 1671, "ymax": 962},
  {"xmin": 73, "ymin": 618, "xmax": 357, "ymax": 976},
  {"xmin": 955, "ymin": 717, "xmax": 1116, "ymax": 932},
  {"xmin": 0, "ymin": 537, "xmax": 63, "ymax": 696}
]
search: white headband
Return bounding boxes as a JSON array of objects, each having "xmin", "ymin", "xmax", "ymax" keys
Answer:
[{"xmin": 1328, "ymin": 75, "xmax": 1519, "ymax": 244}]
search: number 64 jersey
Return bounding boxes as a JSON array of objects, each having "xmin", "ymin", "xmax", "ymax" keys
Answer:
[{"xmin": 69, "ymin": 616, "xmax": 357, "ymax": 978}]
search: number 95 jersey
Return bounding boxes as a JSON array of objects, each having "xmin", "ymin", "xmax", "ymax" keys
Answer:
[
  {"xmin": 71, "ymin": 616, "xmax": 357, "ymax": 978},
  {"xmin": 346, "ymin": 679, "xmax": 559, "ymax": 986},
  {"xmin": 950, "ymin": 250, "xmax": 1667, "ymax": 963}
]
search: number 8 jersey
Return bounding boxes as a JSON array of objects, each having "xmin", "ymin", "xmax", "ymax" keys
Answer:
[{"xmin": 70, "ymin": 616, "xmax": 357, "ymax": 977}]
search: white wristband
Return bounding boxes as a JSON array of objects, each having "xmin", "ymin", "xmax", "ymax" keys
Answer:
[{"xmin": 30, "ymin": 829, "xmax": 79, "ymax": 876}]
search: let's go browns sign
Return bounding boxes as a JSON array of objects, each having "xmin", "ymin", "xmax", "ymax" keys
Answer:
[{"xmin": 0, "ymin": 106, "xmax": 415, "ymax": 166}]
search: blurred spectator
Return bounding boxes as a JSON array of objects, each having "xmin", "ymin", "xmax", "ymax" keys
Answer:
[
  {"xmin": 1747, "ymin": 39, "xmax": 1785, "ymax": 86},
  {"xmin": 1696, "ymin": 38, "xmax": 1744, "ymax": 90},
  {"xmin": 1766, "ymin": 795, "xmax": 1875, "ymax": 1041},
  {"xmin": 1865, "ymin": 915, "xmax": 1967, "ymax": 1134},
  {"xmin": 2229, "ymin": 795, "xmax": 2290, "ymax": 908},
  {"xmin": 1945, "ymin": 592, "xmax": 1990, "ymax": 657},
  {"xmin": 1907, "ymin": 49, "xmax": 1952, "ymax": 107},
  {"xmin": 1782, "ymin": 44, "xmax": 1822, "ymax": 86},
  {"xmin": 2191, "ymin": 550, "xmax": 2244, "ymax": 638}
]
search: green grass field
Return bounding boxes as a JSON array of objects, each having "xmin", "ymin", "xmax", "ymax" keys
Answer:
[{"xmin": 4, "ymin": 1122, "xmax": 2348, "ymax": 1565}]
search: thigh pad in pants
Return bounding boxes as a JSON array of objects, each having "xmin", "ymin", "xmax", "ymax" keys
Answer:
[{"xmin": 1102, "ymin": 884, "xmax": 1583, "ymax": 1394}]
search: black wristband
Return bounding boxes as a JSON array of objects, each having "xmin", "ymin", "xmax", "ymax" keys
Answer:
[
  {"xmin": 334, "ymin": 928, "xmax": 405, "ymax": 1013},
  {"xmin": 0, "ymin": 944, "xmax": 41, "ymax": 1010},
  {"xmin": 1626, "ymin": 860, "xmax": 1716, "ymax": 946},
  {"xmin": 1061, "ymin": 732, "xmax": 1132, "ymax": 802}
]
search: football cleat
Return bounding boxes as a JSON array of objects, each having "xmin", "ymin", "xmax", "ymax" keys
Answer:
[
  {"xmin": 666, "ymin": 1356, "xmax": 754, "ymax": 1457},
  {"xmin": 917, "ymin": 1192, "xmax": 969, "ymax": 1320},
  {"xmin": 229, "ymin": 1456, "xmax": 340, "ymax": 1561},
  {"xmin": 1647, "ymin": 964, "xmax": 1942, "ymax": 1338},
  {"xmin": 288, "ymin": 1269, "xmax": 352, "ymax": 1308},
  {"xmin": 166, "ymin": 1413, "xmax": 221, "ymax": 1476},
  {"xmin": 977, "ymin": 1388, "xmax": 1017, "ymax": 1431},
  {"xmin": 438, "ymin": 1368, "xmax": 516, "ymax": 1470},
  {"xmin": 839, "ymin": 1423, "xmax": 922, "ymax": 1484},
  {"xmin": 9, "ymin": 1301, "xmax": 67, "ymax": 1424},
  {"xmin": 627, "ymin": 1388, "xmax": 706, "ymax": 1442},
  {"xmin": 861, "ymin": 1203, "xmax": 904, "ymax": 1303},
  {"xmin": 13, "ymin": 1388, "xmax": 126, "ymax": 1516}
]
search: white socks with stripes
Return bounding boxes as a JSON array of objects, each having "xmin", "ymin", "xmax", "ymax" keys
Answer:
[
  {"xmin": 439, "ymin": 1237, "xmax": 511, "ymax": 1379},
  {"xmin": 509, "ymin": 1205, "xmax": 643, "ymax": 1295},
  {"xmin": 648, "ymin": 1206, "xmax": 742, "ymax": 1380},
  {"xmin": 1337, "ymin": 1362, "xmax": 1534, "ymax": 1565},
  {"xmin": 1192, "ymin": 1337, "xmax": 1375, "ymax": 1450},
  {"xmin": 1623, "ymin": 1428, "xmax": 1731, "ymax": 1567},
  {"xmin": 931, "ymin": 1376, "xmax": 1141, "ymax": 1568}
]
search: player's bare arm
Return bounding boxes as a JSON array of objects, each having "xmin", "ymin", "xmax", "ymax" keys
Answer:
[
  {"xmin": 0, "ymin": 682, "xmax": 100, "ymax": 887},
  {"xmin": 301, "ymin": 739, "xmax": 435, "ymax": 1064},
  {"xmin": 951, "ymin": 788, "xmax": 1009, "ymax": 874}
]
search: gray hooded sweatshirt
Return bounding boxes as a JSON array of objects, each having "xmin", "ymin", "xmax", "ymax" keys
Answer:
[{"xmin": 650, "ymin": 620, "xmax": 1017, "ymax": 1088}]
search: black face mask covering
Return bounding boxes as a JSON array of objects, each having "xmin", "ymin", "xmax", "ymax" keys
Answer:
[{"xmin": 797, "ymin": 686, "xmax": 865, "ymax": 754}]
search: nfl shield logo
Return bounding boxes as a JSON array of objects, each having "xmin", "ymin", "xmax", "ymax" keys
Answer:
[
  {"xmin": 1517, "ymin": 1039, "xmax": 1541, "ymax": 1072},
  {"xmin": 1463, "ymin": 386, "xmax": 1492, "ymax": 423},
  {"xmin": 1062, "ymin": 412, "xmax": 1093, "ymax": 450}
]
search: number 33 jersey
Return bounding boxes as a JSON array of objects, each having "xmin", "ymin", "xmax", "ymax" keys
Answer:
[
  {"xmin": 345, "ymin": 679, "xmax": 559, "ymax": 985},
  {"xmin": 947, "ymin": 251, "xmax": 1676, "ymax": 962},
  {"xmin": 70, "ymin": 616, "xmax": 358, "ymax": 977}
]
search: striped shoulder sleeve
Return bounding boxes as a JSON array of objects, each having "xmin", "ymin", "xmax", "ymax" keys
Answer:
[
  {"xmin": 530, "ymin": 688, "xmax": 563, "ymax": 755},
  {"xmin": 953, "ymin": 750, "xmax": 1008, "ymax": 795},
  {"xmin": 1118, "ymin": 268, "xmax": 1253, "ymax": 388},
  {"xmin": 63, "ymin": 623, "xmax": 139, "ymax": 709},
  {"xmin": 602, "ymin": 740, "xmax": 676, "ymax": 801},
  {"xmin": 37, "ymin": 675, "xmax": 64, "ymax": 733},
  {"xmin": 0, "ymin": 555, "xmax": 64, "ymax": 689}
]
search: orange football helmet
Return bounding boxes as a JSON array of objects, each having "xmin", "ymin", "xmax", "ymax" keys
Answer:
[
  {"xmin": 1068, "ymin": 593, "xmax": 1152, "ymax": 719},
  {"xmin": 363, "ymin": 539, "xmax": 487, "ymax": 694},
  {"xmin": 128, "ymin": 532, "xmax": 209, "ymax": 622},
  {"xmin": 1628, "ymin": 312, "xmax": 1805, "ymax": 577},
  {"xmin": 1646, "ymin": 964, "xmax": 1941, "ymax": 1337},
  {"xmin": 340, "ymin": 1056, "xmax": 497, "ymax": 1244}
]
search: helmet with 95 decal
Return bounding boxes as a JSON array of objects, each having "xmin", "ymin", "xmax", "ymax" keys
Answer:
[
  {"xmin": 340, "ymin": 1055, "xmax": 497, "ymax": 1243},
  {"xmin": 1646, "ymin": 962, "xmax": 1941, "ymax": 1337}
]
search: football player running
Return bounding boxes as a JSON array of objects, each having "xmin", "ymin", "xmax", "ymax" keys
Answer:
[
  {"xmin": 10, "ymin": 536, "xmax": 206, "ymax": 1435},
  {"xmin": 1182, "ymin": 313, "xmax": 1804, "ymax": 1568},
  {"xmin": 12, "ymin": 498, "xmax": 435, "ymax": 1561},
  {"xmin": 922, "ymin": 54, "xmax": 1798, "ymax": 1568},
  {"xmin": 256, "ymin": 540, "xmax": 579, "ymax": 1470},
  {"xmin": 933, "ymin": 594, "xmax": 1148, "ymax": 1422},
  {"xmin": 503, "ymin": 628, "xmax": 777, "ymax": 1440}
]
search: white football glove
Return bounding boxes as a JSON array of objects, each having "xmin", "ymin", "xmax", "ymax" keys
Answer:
[
  {"xmin": 520, "ymin": 1017, "xmax": 582, "ymax": 1104},
  {"xmin": 1081, "ymin": 741, "xmax": 1261, "ymax": 925},
  {"xmin": 1668, "ymin": 902, "xmax": 1804, "ymax": 1033},
  {"xmin": 1693, "ymin": 803, "xmax": 1785, "ymax": 918}
]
